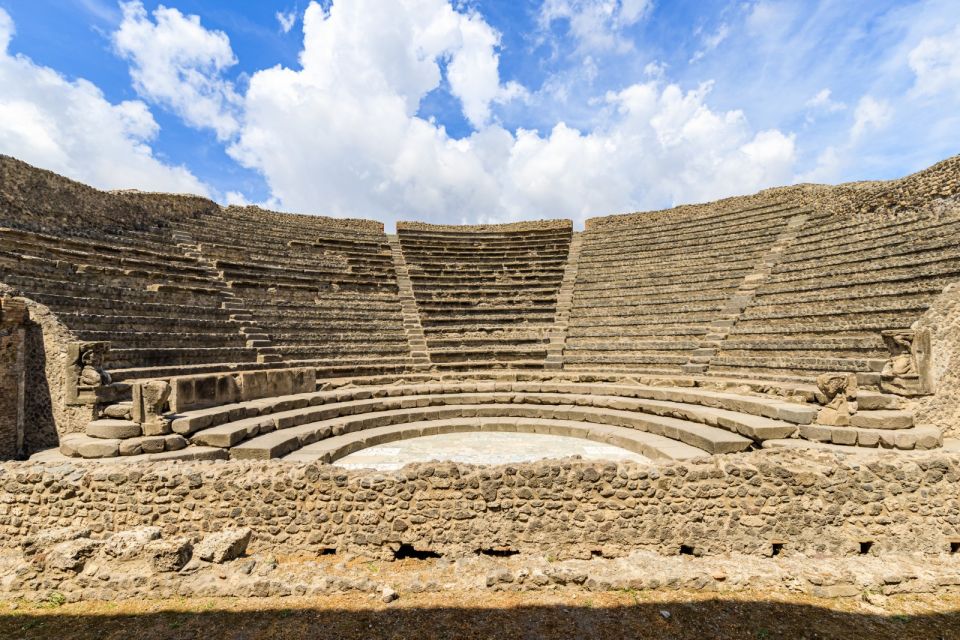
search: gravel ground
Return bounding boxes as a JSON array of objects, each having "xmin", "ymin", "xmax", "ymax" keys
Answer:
[{"xmin": 2, "ymin": 590, "xmax": 959, "ymax": 640}]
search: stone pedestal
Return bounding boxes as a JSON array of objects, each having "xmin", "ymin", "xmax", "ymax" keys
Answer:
[{"xmin": 0, "ymin": 299, "xmax": 29, "ymax": 460}]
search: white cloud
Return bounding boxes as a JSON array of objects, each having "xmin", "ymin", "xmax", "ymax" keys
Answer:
[
  {"xmin": 276, "ymin": 10, "xmax": 297, "ymax": 34},
  {"xmin": 445, "ymin": 9, "xmax": 527, "ymax": 127},
  {"xmin": 0, "ymin": 7, "xmax": 207, "ymax": 195},
  {"xmin": 908, "ymin": 24, "xmax": 960, "ymax": 98},
  {"xmin": 0, "ymin": 7, "xmax": 13, "ymax": 53},
  {"xmin": 228, "ymin": 1, "xmax": 795, "ymax": 227},
  {"xmin": 539, "ymin": 0, "xmax": 652, "ymax": 52},
  {"xmin": 113, "ymin": 1, "xmax": 241, "ymax": 140},
  {"xmin": 851, "ymin": 95, "xmax": 892, "ymax": 140},
  {"xmin": 690, "ymin": 22, "xmax": 729, "ymax": 63},
  {"xmin": 805, "ymin": 88, "xmax": 846, "ymax": 113},
  {"xmin": 643, "ymin": 60, "xmax": 666, "ymax": 79}
]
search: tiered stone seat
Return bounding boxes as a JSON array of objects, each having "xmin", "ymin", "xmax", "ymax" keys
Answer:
[
  {"xmin": 565, "ymin": 202, "xmax": 804, "ymax": 374},
  {"xmin": 170, "ymin": 208, "xmax": 412, "ymax": 378},
  {"xmin": 53, "ymin": 368, "xmax": 943, "ymax": 461},
  {"xmin": 711, "ymin": 210, "xmax": 960, "ymax": 381},
  {"xmin": 397, "ymin": 221, "xmax": 573, "ymax": 369},
  {"xmin": 149, "ymin": 378, "xmax": 813, "ymax": 461},
  {"xmin": 0, "ymin": 225, "xmax": 252, "ymax": 374}
]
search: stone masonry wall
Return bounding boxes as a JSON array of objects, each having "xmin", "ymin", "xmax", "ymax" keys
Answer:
[
  {"xmin": 915, "ymin": 282, "xmax": 960, "ymax": 439},
  {"xmin": 0, "ymin": 155, "xmax": 382, "ymax": 235},
  {"xmin": 0, "ymin": 300, "xmax": 26, "ymax": 459},
  {"xmin": 0, "ymin": 288, "xmax": 89, "ymax": 452},
  {"xmin": 1, "ymin": 449, "xmax": 958, "ymax": 560}
]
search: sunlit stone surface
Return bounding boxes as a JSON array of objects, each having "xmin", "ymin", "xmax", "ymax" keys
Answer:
[{"xmin": 334, "ymin": 431, "xmax": 650, "ymax": 470}]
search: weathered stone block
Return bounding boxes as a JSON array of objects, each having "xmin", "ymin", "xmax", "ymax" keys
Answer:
[
  {"xmin": 144, "ymin": 538, "xmax": 193, "ymax": 572},
  {"xmin": 238, "ymin": 367, "xmax": 316, "ymax": 402},
  {"xmin": 87, "ymin": 419, "xmax": 142, "ymax": 439},
  {"xmin": 195, "ymin": 528, "xmax": 253, "ymax": 563},
  {"xmin": 103, "ymin": 527, "xmax": 162, "ymax": 560},
  {"xmin": 169, "ymin": 374, "xmax": 240, "ymax": 412}
]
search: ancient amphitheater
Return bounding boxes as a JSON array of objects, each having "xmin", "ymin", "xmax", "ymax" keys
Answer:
[{"xmin": 1, "ymin": 153, "xmax": 960, "ymax": 605}]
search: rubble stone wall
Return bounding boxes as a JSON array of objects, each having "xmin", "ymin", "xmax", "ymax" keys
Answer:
[
  {"xmin": 0, "ymin": 288, "xmax": 89, "ymax": 453},
  {"xmin": 915, "ymin": 282, "xmax": 960, "ymax": 439},
  {"xmin": 1, "ymin": 450, "xmax": 958, "ymax": 560},
  {"xmin": 586, "ymin": 154, "xmax": 960, "ymax": 229},
  {"xmin": 0, "ymin": 302, "xmax": 25, "ymax": 459}
]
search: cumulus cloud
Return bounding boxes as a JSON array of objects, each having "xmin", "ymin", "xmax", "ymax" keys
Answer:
[
  {"xmin": 227, "ymin": 0, "xmax": 795, "ymax": 226},
  {"xmin": 851, "ymin": 95, "xmax": 892, "ymax": 140},
  {"xmin": 276, "ymin": 10, "xmax": 297, "ymax": 33},
  {"xmin": 113, "ymin": 1, "xmax": 241, "ymax": 140},
  {"xmin": 539, "ymin": 0, "xmax": 653, "ymax": 52},
  {"xmin": 0, "ymin": 7, "xmax": 207, "ymax": 195},
  {"xmin": 908, "ymin": 24, "xmax": 960, "ymax": 98}
]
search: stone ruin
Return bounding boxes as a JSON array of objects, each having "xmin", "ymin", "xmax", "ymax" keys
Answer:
[{"xmin": 0, "ymin": 153, "xmax": 959, "ymax": 600}]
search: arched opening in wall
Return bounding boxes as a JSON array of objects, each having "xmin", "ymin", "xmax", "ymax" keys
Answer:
[{"xmin": 332, "ymin": 430, "xmax": 653, "ymax": 471}]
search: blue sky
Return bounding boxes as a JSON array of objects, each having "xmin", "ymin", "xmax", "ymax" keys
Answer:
[{"xmin": 0, "ymin": 0, "xmax": 957, "ymax": 227}]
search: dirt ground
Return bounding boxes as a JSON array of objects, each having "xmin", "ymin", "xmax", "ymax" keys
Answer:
[{"xmin": 2, "ymin": 590, "xmax": 960, "ymax": 640}]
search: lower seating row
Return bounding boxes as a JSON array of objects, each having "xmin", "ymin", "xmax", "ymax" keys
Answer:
[{"xmin": 51, "ymin": 371, "xmax": 942, "ymax": 464}]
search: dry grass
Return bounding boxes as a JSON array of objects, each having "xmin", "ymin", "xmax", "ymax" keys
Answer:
[{"xmin": 2, "ymin": 590, "xmax": 959, "ymax": 639}]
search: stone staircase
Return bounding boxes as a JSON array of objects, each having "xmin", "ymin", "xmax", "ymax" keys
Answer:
[
  {"xmin": 545, "ymin": 232, "xmax": 582, "ymax": 370},
  {"xmin": 682, "ymin": 212, "xmax": 810, "ymax": 375},
  {"xmin": 387, "ymin": 235, "xmax": 432, "ymax": 371},
  {"xmin": 170, "ymin": 230, "xmax": 281, "ymax": 364}
]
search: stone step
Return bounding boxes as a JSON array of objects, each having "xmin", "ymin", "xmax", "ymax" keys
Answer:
[
  {"xmin": 282, "ymin": 417, "xmax": 709, "ymax": 464},
  {"xmin": 783, "ymin": 423, "xmax": 942, "ymax": 450},
  {"xmin": 192, "ymin": 396, "xmax": 756, "ymax": 457},
  {"xmin": 86, "ymin": 419, "xmax": 142, "ymax": 440},
  {"xmin": 849, "ymin": 410, "xmax": 914, "ymax": 430}
]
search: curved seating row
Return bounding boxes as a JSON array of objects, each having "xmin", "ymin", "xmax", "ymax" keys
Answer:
[{"xmin": 51, "ymin": 370, "xmax": 942, "ymax": 464}]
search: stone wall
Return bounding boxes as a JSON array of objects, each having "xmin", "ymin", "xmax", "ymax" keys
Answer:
[
  {"xmin": 0, "ymin": 288, "xmax": 90, "ymax": 453},
  {"xmin": 1, "ymin": 449, "xmax": 958, "ymax": 560},
  {"xmin": 0, "ymin": 299, "xmax": 27, "ymax": 459},
  {"xmin": 915, "ymin": 282, "xmax": 960, "ymax": 439}
]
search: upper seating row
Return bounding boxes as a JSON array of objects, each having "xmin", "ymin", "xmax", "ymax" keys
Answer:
[
  {"xmin": 397, "ymin": 222, "xmax": 573, "ymax": 370},
  {"xmin": 564, "ymin": 201, "xmax": 803, "ymax": 375},
  {"xmin": 2, "ymin": 154, "xmax": 958, "ymax": 393}
]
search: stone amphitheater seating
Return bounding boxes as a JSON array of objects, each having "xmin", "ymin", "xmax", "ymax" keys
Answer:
[
  {"xmin": 167, "ymin": 207, "xmax": 411, "ymax": 380},
  {"xmin": 397, "ymin": 222, "xmax": 572, "ymax": 370},
  {"xmin": 0, "ymin": 225, "xmax": 254, "ymax": 376},
  {"xmin": 565, "ymin": 202, "xmax": 808, "ymax": 374},
  {"xmin": 711, "ymin": 210, "xmax": 960, "ymax": 381},
  {"xmin": 1, "ymin": 154, "xmax": 958, "ymax": 462},
  {"xmin": 55, "ymin": 370, "xmax": 938, "ymax": 462}
]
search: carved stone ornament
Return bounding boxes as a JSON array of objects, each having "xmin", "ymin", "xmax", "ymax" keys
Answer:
[
  {"xmin": 815, "ymin": 373, "xmax": 858, "ymax": 426},
  {"xmin": 880, "ymin": 329, "xmax": 933, "ymax": 397},
  {"xmin": 66, "ymin": 341, "xmax": 114, "ymax": 405}
]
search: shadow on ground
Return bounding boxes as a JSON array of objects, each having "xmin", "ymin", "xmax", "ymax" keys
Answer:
[{"xmin": 1, "ymin": 597, "xmax": 959, "ymax": 640}]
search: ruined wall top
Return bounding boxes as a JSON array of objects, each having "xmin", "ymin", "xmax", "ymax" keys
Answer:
[
  {"xmin": 0, "ymin": 155, "xmax": 382, "ymax": 235},
  {"xmin": 585, "ymin": 152, "xmax": 960, "ymax": 230},
  {"xmin": 4, "ymin": 152, "xmax": 959, "ymax": 235},
  {"xmin": 397, "ymin": 219, "xmax": 573, "ymax": 233},
  {"xmin": 219, "ymin": 205, "xmax": 384, "ymax": 234}
]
